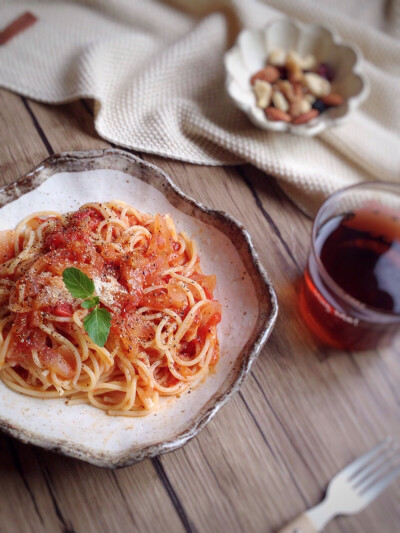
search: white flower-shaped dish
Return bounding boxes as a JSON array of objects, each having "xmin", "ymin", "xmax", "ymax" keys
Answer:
[
  {"xmin": 224, "ymin": 19, "xmax": 369, "ymax": 136},
  {"xmin": 0, "ymin": 150, "xmax": 278, "ymax": 468}
]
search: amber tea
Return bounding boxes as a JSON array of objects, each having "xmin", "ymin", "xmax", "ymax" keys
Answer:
[{"xmin": 300, "ymin": 183, "xmax": 400, "ymax": 350}]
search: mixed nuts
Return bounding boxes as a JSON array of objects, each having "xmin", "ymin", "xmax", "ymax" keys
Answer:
[{"xmin": 250, "ymin": 49, "xmax": 344, "ymax": 124}]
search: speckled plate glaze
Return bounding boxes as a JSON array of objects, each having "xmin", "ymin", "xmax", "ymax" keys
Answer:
[{"xmin": 0, "ymin": 150, "xmax": 278, "ymax": 468}]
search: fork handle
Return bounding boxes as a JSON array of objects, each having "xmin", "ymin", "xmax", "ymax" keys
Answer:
[{"xmin": 277, "ymin": 513, "xmax": 318, "ymax": 533}]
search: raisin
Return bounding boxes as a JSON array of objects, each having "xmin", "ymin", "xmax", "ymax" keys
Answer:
[
  {"xmin": 316, "ymin": 63, "xmax": 335, "ymax": 82},
  {"xmin": 312, "ymin": 99, "xmax": 327, "ymax": 113},
  {"xmin": 277, "ymin": 66, "xmax": 288, "ymax": 80}
]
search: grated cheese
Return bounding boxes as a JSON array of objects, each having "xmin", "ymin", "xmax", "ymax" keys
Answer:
[{"xmin": 93, "ymin": 276, "xmax": 127, "ymax": 306}]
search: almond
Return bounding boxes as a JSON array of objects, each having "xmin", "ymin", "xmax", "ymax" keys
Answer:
[
  {"xmin": 292, "ymin": 109, "xmax": 319, "ymax": 124},
  {"xmin": 265, "ymin": 107, "xmax": 292, "ymax": 122},
  {"xmin": 250, "ymin": 66, "xmax": 280, "ymax": 85},
  {"xmin": 322, "ymin": 93, "xmax": 344, "ymax": 107}
]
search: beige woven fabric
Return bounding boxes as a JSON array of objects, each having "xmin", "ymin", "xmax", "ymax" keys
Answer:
[{"xmin": 0, "ymin": 0, "xmax": 399, "ymax": 214}]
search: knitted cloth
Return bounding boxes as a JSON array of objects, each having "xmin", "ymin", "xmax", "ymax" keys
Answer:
[{"xmin": 1, "ymin": 0, "xmax": 399, "ymax": 213}]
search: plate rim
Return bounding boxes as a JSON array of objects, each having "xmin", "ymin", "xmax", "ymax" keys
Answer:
[{"xmin": 0, "ymin": 149, "xmax": 278, "ymax": 468}]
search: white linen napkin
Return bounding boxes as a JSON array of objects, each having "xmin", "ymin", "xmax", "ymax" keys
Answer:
[{"xmin": 0, "ymin": 0, "xmax": 399, "ymax": 214}]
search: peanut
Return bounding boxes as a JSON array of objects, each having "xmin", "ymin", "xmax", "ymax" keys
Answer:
[{"xmin": 265, "ymin": 107, "xmax": 292, "ymax": 122}]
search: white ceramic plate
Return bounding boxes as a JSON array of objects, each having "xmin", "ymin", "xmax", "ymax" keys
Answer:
[{"xmin": 0, "ymin": 150, "xmax": 277, "ymax": 467}]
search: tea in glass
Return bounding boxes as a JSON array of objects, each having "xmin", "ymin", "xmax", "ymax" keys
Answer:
[{"xmin": 300, "ymin": 182, "xmax": 400, "ymax": 350}]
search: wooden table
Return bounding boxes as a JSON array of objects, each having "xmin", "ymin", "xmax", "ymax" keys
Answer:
[{"xmin": 0, "ymin": 87, "xmax": 399, "ymax": 533}]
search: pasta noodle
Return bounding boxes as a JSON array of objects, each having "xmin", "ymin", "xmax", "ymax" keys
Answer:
[{"xmin": 0, "ymin": 201, "xmax": 221, "ymax": 416}]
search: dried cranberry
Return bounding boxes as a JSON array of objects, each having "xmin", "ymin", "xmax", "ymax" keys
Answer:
[
  {"xmin": 277, "ymin": 66, "xmax": 288, "ymax": 80},
  {"xmin": 312, "ymin": 99, "xmax": 327, "ymax": 113},
  {"xmin": 316, "ymin": 63, "xmax": 335, "ymax": 82}
]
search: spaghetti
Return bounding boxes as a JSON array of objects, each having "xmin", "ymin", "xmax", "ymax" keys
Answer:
[{"xmin": 0, "ymin": 201, "xmax": 221, "ymax": 416}]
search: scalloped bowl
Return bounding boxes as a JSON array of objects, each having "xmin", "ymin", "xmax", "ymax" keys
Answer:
[
  {"xmin": 0, "ymin": 150, "xmax": 278, "ymax": 468},
  {"xmin": 224, "ymin": 19, "xmax": 369, "ymax": 136}
]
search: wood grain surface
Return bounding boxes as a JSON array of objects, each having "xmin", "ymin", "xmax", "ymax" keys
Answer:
[{"xmin": 0, "ymin": 87, "xmax": 399, "ymax": 533}]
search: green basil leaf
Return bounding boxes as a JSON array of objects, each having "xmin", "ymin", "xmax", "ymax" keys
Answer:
[
  {"xmin": 81, "ymin": 296, "xmax": 99, "ymax": 310},
  {"xmin": 83, "ymin": 307, "xmax": 111, "ymax": 347},
  {"xmin": 63, "ymin": 267, "xmax": 95, "ymax": 299}
]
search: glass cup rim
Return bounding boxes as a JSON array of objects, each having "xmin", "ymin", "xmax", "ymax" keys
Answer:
[{"xmin": 311, "ymin": 181, "xmax": 400, "ymax": 323}]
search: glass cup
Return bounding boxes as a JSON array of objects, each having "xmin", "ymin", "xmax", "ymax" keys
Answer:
[{"xmin": 299, "ymin": 182, "xmax": 400, "ymax": 350}]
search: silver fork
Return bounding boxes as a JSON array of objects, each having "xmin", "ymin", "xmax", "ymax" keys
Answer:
[{"xmin": 278, "ymin": 439, "xmax": 400, "ymax": 533}]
